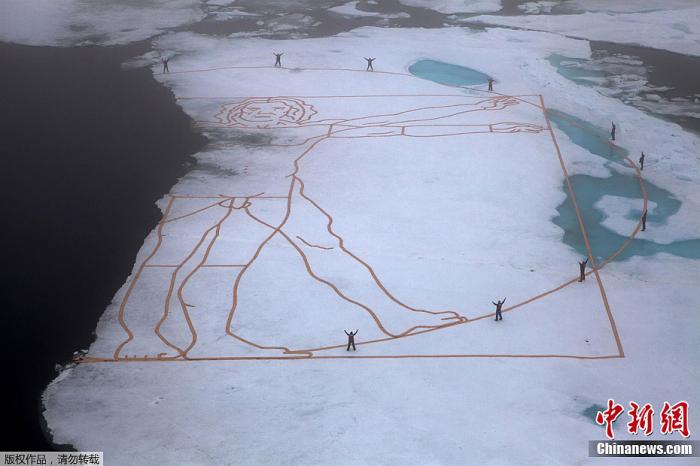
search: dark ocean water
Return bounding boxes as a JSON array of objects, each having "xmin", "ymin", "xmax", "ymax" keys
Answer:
[
  {"xmin": 0, "ymin": 41, "xmax": 206, "ymax": 449},
  {"xmin": 590, "ymin": 40, "xmax": 700, "ymax": 135}
]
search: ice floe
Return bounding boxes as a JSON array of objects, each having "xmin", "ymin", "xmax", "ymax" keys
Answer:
[
  {"xmin": 43, "ymin": 26, "xmax": 700, "ymax": 464},
  {"xmin": 466, "ymin": 7, "xmax": 700, "ymax": 56}
]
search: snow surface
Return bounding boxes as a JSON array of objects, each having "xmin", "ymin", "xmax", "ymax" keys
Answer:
[
  {"xmin": 0, "ymin": 0, "xmax": 206, "ymax": 46},
  {"xmin": 329, "ymin": 2, "xmax": 410, "ymax": 19},
  {"xmin": 43, "ymin": 25, "xmax": 700, "ymax": 465},
  {"xmin": 518, "ymin": 1, "xmax": 559, "ymax": 15},
  {"xmin": 596, "ymin": 196, "xmax": 666, "ymax": 243},
  {"xmin": 206, "ymin": 0, "xmax": 238, "ymax": 6},
  {"xmin": 465, "ymin": 7, "xmax": 700, "ymax": 56},
  {"xmin": 4, "ymin": 0, "xmax": 698, "ymax": 60},
  {"xmin": 396, "ymin": 0, "xmax": 502, "ymax": 14},
  {"xmin": 208, "ymin": 9, "xmax": 259, "ymax": 21}
]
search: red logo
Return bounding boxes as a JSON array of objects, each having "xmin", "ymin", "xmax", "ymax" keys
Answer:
[
  {"xmin": 660, "ymin": 401, "xmax": 690, "ymax": 438},
  {"xmin": 596, "ymin": 399, "xmax": 690, "ymax": 439},
  {"xmin": 627, "ymin": 402, "xmax": 654, "ymax": 436},
  {"xmin": 596, "ymin": 399, "xmax": 625, "ymax": 439}
]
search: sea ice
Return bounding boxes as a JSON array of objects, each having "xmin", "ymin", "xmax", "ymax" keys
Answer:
[
  {"xmin": 397, "ymin": 0, "xmax": 502, "ymax": 15},
  {"xmin": 0, "ymin": 0, "xmax": 205, "ymax": 46},
  {"xmin": 42, "ymin": 25, "xmax": 700, "ymax": 465},
  {"xmin": 329, "ymin": 2, "xmax": 410, "ymax": 19},
  {"xmin": 466, "ymin": 7, "xmax": 700, "ymax": 56}
]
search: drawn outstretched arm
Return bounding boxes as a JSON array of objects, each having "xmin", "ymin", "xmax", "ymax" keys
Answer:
[
  {"xmin": 329, "ymin": 123, "xmax": 518, "ymax": 139},
  {"xmin": 335, "ymin": 100, "xmax": 516, "ymax": 129}
]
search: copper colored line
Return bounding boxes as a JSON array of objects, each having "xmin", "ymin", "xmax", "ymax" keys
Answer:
[
  {"xmin": 540, "ymin": 96, "xmax": 624, "ymax": 358},
  {"xmin": 153, "ymin": 203, "xmax": 235, "ymax": 358},
  {"xmin": 201, "ymin": 264, "xmax": 246, "ymax": 267},
  {"xmin": 296, "ymin": 235, "xmax": 334, "ymax": 250},
  {"xmin": 178, "ymin": 199, "xmax": 237, "ymax": 358},
  {"xmin": 81, "ymin": 353, "xmax": 622, "ymax": 363},
  {"xmin": 164, "ymin": 198, "xmax": 232, "ymax": 223},
  {"xmin": 113, "ymin": 196, "xmax": 176, "ymax": 360},
  {"xmin": 177, "ymin": 94, "xmax": 544, "ymax": 100},
  {"xmin": 296, "ymin": 176, "xmax": 461, "ymax": 320},
  {"xmin": 161, "ymin": 64, "xmax": 541, "ymax": 108},
  {"xmin": 100, "ymin": 85, "xmax": 644, "ymax": 363}
]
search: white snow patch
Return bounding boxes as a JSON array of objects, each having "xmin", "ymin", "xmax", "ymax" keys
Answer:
[
  {"xmin": 518, "ymin": 1, "xmax": 558, "ymax": 15},
  {"xmin": 595, "ymin": 195, "xmax": 651, "ymax": 236},
  {"xmin": 263, "ymin": 13, "xmax": 316, "ymax": 32},
  {"xmin": 397, "ymin": 0, "xmax": 502, "ymax": 14},
  {"xmin": 208, "ymin": 8, "xmax": 259, "ymax": 21},
  {"xmin": 596, "ymin": 191, "xmax": 700, "ymax": 245},
  {"xmin": 206, "ymin": 0, "xmax": 237, "ymax": 6},
  {"xmin": 329, "ymin": 2, "xmax": 410, "ymax": 19}
]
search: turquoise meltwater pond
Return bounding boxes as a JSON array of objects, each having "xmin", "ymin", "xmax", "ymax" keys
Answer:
[
  {"xmin": 408, "ymin": 60, "xmax": 491, "ymax": 87},
  {"xmin": 407, "ymin": 58, "xmax": 699, "ymax": 261},
  {"xmin": 547, "ymin": 110, "xmax": 700, "ymax": 260}
]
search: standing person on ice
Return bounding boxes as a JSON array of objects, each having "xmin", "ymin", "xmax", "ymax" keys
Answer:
[
  {"xmin": 578, "ymin": 258, "xmax": 589, "ymax": 282},
  {"xmin": 492, "ymin": 298, "xmax": 506, "ymax": 321},
  {"xmin": 345, "ymin": 330, "xmax": 358, "ymax": 351},
  {"xmin": 162, "ymin": 57, "xmax": 170, "ymax": 73},
  {"xmin": 610, "ymin": 121, "xmax": 616, "ymax": 141},
  {"xmin": 488, "ymin": 78, "xmax": 494, "ymax": 92},
  {"xmin": 641, "ymin": 209, "xmax": 648, "ymax": 231},
  {"xmin": 639, "ymin": 152, "xmax": 645, "ymax": 170},
  {"xmin": 364, "ymin": 57, "xmax": 375, "ymax": 71},
  {"xmin": 273, "ymin": 52, "xmax": 284, "ymax": 67}
]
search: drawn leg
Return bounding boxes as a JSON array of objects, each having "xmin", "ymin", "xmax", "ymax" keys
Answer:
[
  {"xmin": 182, "ymin": 197, "xmax": 309, "ymax": 357},
  {"xmin": 116, "ymin": 197, "xmax": 236, "ymax": 359},
  {"xmin": 281, "ymin": 181, "xmax": 465, "ymax": 338}
]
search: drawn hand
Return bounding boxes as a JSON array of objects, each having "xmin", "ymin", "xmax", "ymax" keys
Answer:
[{"xmin": 491, "ymin": 122, "xmax": 543, "ymax": 133}]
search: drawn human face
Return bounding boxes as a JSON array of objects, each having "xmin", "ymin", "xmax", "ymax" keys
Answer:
[{"xmin": 216, "ymin": 97, "xmax": 317, "ymax": 128}]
